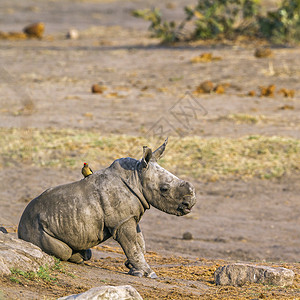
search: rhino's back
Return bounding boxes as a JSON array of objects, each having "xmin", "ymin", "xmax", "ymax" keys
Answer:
[{"xmin": 18, "ymin": 177, "xmax": 106, "ymax": 249}]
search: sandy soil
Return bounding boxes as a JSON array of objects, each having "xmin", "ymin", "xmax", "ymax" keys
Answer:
[{"xmin": 0, "ymin": 0, "xmax": 299, "ymax": 299}]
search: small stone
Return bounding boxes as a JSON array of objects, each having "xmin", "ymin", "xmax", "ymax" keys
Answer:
[
  {"xmin": 182, "ymin": 231, "xmax": 193, "ymax": 240},
  {"xmin": 58, "ymin": 285, "xmax": 143, "ymax": 300},
  {"xmin": 23, "ymin": 22, "xmax": 45, "ymax": 38},
  {"xmin": 214, "ymin": 263, "xmax": 294, "ymax": 287},
  {"xmin": 66, "ymin": 29, "xmax": 79, "ymax": 40}
]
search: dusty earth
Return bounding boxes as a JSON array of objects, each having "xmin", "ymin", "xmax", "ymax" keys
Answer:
[{"xmin": 0, "ymin": 0, "xmax": 300, "ymax": 299}]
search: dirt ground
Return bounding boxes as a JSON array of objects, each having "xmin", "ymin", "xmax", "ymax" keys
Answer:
[{"xmin": 0, "ymin": 0, "xmax": 299, "ymax": 299}]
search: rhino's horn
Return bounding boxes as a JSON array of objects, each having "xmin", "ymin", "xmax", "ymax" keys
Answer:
[{"xmin": 152, "ymin": 137, "xmax": 168, "ymax": 161}]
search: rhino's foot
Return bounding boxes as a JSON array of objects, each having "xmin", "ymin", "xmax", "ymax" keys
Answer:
[
  {"xmin": 148, "ymin": 271, "xmax": 158, "ymax": 279},
  {"xmin": 69, "ymin": 253, "xmax": 84, "ymax": 264},
  {"xmin": 80, "ymin": 249, "xmax": 92, "ymax": 261},
  {"xmin": 69, "ymin": 249, "xmax": 92, "ymax": 264},
  {"xmin": 128, "ymin": 268, "xmax": 158, "ymax": 279},
  {"xmin": 128, "ymin": 268, "xmax": 143, "ymax": 277}
]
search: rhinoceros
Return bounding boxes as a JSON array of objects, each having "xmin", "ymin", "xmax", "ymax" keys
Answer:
[{"xmin": 18, "ymin": 138, "xmax": 196, "ymax": 278}]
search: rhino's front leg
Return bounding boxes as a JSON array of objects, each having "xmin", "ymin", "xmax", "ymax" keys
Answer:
[
  {"xmin": 115, "ymin": 218, "xmax": 157, "ymax": 279},
  {"xmin": 125, "ymin": 224, "xmax": 145, "ymax": 270}
]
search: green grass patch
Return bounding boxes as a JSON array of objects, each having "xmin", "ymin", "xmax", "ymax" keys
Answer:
[
  {"xmin": 10, "ymin": 264, "xmax": 57, "ymax": 284},
  {"xmin": 8, "ymin": 259, "xmax": 75, "ymax": 285},
  {"xmin": 224, "ymin": 114, "xmax": 267, "ymax": 124},
  {"xmin": 0, "ymin": 128, "xmax": 299, "ymax": 180}
]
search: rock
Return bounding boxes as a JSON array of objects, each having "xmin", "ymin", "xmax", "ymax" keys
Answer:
[
  {"xmin": 58, "ymin": 285, "xmax": 143, "ymax": 300},
  {"xmin": 66, "ymin": 29, "xmax": 79, "ymax": 40},
  {"xmin": 214, "ymin": 263, "xmax": 294, "ymax": 287},
  {"xmin": 23, "ymin": 22, "xmax": 45, "ymax": 38},
  {"xmin": 0, "ymin": 232, "xmax": 54, "ymax": 276},
  {"xmin": 182, "ymin": 231, "xmax": 193, "ymax": 240}
]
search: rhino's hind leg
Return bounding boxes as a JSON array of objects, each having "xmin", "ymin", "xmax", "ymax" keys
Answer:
[{"xmin": 40, "ymin": 229, "xmax": 73, "ymax": 261}]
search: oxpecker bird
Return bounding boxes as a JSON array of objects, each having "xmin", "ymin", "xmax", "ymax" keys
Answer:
[{"xmin": 82, "ymin": 163, "xmax": 93, "ymax": 178}]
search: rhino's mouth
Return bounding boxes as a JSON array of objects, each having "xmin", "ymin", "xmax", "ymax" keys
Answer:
[
  {"xmin": 177, "ymin": 200, "xmax": 194, "ymax": 215},
  {"xmin": 177, "ymin": 205, "xmax": 191, "ymax": 215},
  {"xmin": 176, "ymin": 193, "xmax": 196, "ymax": 215}
]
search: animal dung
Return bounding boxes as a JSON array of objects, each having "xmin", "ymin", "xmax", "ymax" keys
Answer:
[
  {"xmin": 279, "ymin": 105, "xmax": 294, "ymax": 110},
  {"xmin": 254, "ymin": 47, "xmax": 273, "ymax": 58},
  {"xmin": 23, "ymin": 22, "xmax": 45, "ymax": 38},
  {"xmin": 91, "ymin": 84, "xmax": 106, "ymax": 94},
  {"xmin": 260, "ymin": 84, "xmax": 276, "ymax": 97},
  {"xmin": 190, "ymin": 52, "xmax": 222, "ymax": 63},
  {"xmin": 278, "ymin": 88, "xmax": 295, "ymax": 98},
  {"xmin": 194, "ymin": 81, "xmax": 214, "ymax": 94},
  {"xmin": 0, "ymin": 31, "xmax": 27, "ymax": 40},
  {"xmin": 248, "ymin": 90, "xmax": 256, "ymax": 97},
  {"xmin": 247, "ymin": 86, "xmax": 295, "ymax": 98},
  {"xmin": 182, "ymin": 231, "xmax": 193, "ymax": 240},
  {"xmin": 214, "ymin": 84, "xmax": 228, "ymax": 94},
  {"xmin": 194, "ymin": 81, "xmax": 229, "ymax": 95}
]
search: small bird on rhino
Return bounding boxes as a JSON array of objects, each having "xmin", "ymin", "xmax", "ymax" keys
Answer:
[{"xmin": 82, "ymin": 163, "xmax": 93, "ymax": 178}]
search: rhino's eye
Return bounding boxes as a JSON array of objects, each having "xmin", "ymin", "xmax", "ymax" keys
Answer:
[{"xmin": 160, "ymin": 185, "xmax": 169, "ymax": 193}]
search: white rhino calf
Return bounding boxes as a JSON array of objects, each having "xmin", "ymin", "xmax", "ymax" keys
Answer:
[{"xmin": 18, "ymin": 139, "xmax": 196, "ymax": 278}]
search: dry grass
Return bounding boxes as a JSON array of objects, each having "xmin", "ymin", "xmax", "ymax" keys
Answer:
[{"xmin": 0, "ymin": 128, "xmax": 299, "ymax": 180}]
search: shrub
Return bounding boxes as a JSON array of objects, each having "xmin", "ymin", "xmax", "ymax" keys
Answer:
[
  {"xmin": 184, "ymin": 0, "xmax": 260, "ymax": 39},
  {"xmin": 258, "ymin": 0, "xmax": 300, "ymax": 43},
  {"xmin": 132, "ymin": 0, "xmax": 300, "ymax": 44}
]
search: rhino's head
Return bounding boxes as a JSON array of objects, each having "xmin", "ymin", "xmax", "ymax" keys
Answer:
[{"xmin": 138, "ymin": 138, "xmax": 196, "ymax": 216}]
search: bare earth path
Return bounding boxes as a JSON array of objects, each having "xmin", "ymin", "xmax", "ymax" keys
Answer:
[{"xmin": 0, "ymin": 0, "xmax": 299, "ymax": 299}]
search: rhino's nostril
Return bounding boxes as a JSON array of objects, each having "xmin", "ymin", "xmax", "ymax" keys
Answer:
[{"xmin": 182, "ymin": 202, "xmax": 190, "ymax": 208}]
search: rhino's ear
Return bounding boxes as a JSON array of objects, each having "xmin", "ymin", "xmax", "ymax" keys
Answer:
[
  {"xmin": 141, "ymin": 146, "xmax": 152, "ymax": 168},
  {"xmin": 152, "ymin": 137, "xmax": 168, "ymax": 161}
]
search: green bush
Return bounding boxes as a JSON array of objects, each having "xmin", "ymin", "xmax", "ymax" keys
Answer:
[
  {"xmin": 132, "ymin": 0, "xmax": 300, "ymax": 44},
  {"xmin": 132, "ymin": 8, "xmax": 180, "ymax": 42},
  {"xmin": 258, "ymin": 0, "xmax": 300, "ymax": 43},
  {"xmin": 184, "ymin": 0, "xmax": 259, "ymax": 39}
]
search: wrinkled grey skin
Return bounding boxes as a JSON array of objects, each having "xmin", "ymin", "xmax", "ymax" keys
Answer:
[{"xmin": 18, "ymin": 139, "xmax": 196, "ymax": 278}]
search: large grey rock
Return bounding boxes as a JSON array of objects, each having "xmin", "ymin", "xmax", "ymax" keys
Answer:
[
  {"xmin": 58, "ymin": 285, "xmax": 143, "ymax": 300},
  {"xmin": 0, "ymin": 232, "xmax": 55, "ymax": 276},
  {"xmin": 214, "ymin": 263, "xmax": 294, "ymax": 287}
]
